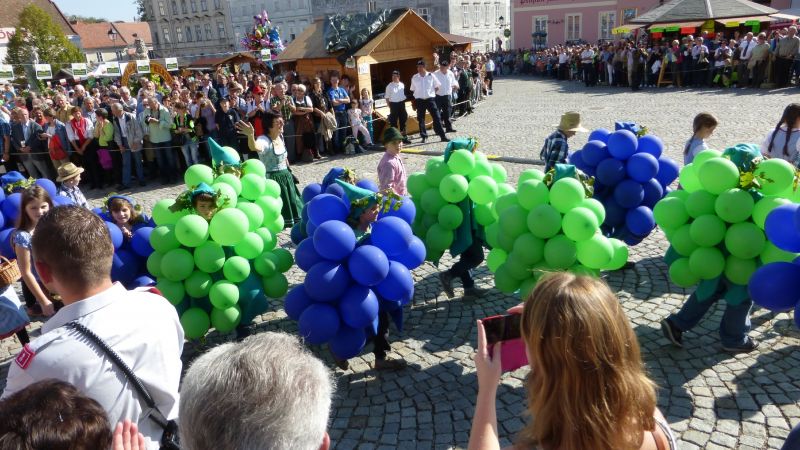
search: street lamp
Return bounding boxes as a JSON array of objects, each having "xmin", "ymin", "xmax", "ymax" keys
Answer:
[
  {"xmin": 108, "ymin": 28, "xmax": 118, "ymax": 61},
  {"xmin": 499, "ymin": 16, "xmax": 505, "ymax": 29}
]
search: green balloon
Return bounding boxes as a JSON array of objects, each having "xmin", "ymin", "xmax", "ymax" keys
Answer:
[
  {"xmin": 493, "ymin": 192, "xmax": 519, "ymax": 216},
  {"xmin": 210, "ymin": 305, "xmax": 241, "ymax": 333},
  {"xmin": 263, "ymin": 273, "xmax": 289, "ymax": 298},
  {"xmin": 242, "ymin": 158, "xmax": 267, "ymax": 177},
  {"xmin": 469, "ymin": 159, "xmax": 493, "ymax": 179},
  {"xmin": 497, "ymin": 228, "xmax": 517, "ymax": 252},
  {"xmin": 753, "ymin": 196, "xmax": 791, "ymax": 229},
  {"xmin": 150, "ymin": 225, "xmax": 180, "ymax": 253},
  {"xmin": 487, "ymin": 248, "xmax": 508, "ymax": 272},
  {"xmin": 698, "ymin": 158, "xmax": 739, "ymax": 195},
  {"xmin": 240, "ymin": 174, "xmax": 267, "ymax": 201},
  {"xmin": 272, "ymin": 248, "xmax": 294, "ymax": 273},
  {"xmin": 576, "ymin": 234, "xmax": 613, "ymax": 270},
  {"xmin": 421, "ymin": 188, "xmax": 447, "ymax": 215},
  {"xmin": 693, "ymin": 149, "xmax": 722, "ymax": 168},
  {"xmin": 494, "ymin": 263, "xmax": 521, "ymax": 293},
  {"xmin": 439, "ymin": 174, "xmax": 469, "ymax": 203},
  {"xmin": 527, "ymin": 204, "xmax": 561, "ymax": 239},
  {"xmin": 512, "ymin": 233, "xmax": 545, "ymax": 266},
  {"xmin": 234, "ymin": 232, "xmax": 265, "ymax": 259},
  {"xmin": 517, "ymin": 179, "xmax": 549, "ymax": 210},
  {"xmin": 157, "ymin": 279, "xmax": 185, "ymax": 305},
  {"xmin": 653, "ymin": 197, "xmax": 689, "ymax": 230},
  {"xmin": 184, "ymin": 164, "xmax": 214, "ymax": 188},
  {"xmin": 425, "ymin": 157, "xmax": 451, "ymax": 186},
  {"xmin": 685, "ymin": 190, "xmax": 718, "ymax": 219},
  {"xmin": 152, "ymin": 199, "xmax": 179, "ymax": 226},
  {"xmin": 263, "ymin": 179, "xmax": 281, "ymax": 198},
  {"xmin": 438, "ymin": 204, "xmax": 464, "ymax": 230},
  {"xmin": 714, "ymin": 188, "xmax": 754, "ymax": 224},
  {"xmin": 194, "ymin": 241, "xmax": 226, "ymax": 273},
  {"xmin": 468, "ymin": 175, "xmax": 498, "ymax": 205},
  {"xmin": 678, "ymin": 163, "xmax": 702, "ymax": 193},
  {"xmin": 724, "ymin": 255, "xmax": 757, "ymax": 285},
  {"xmin": 265, "ymin": 215, "xmax": 284, "ymax": 235},
  {"xmin": 212, "ymin": 183, "xmax": 238, "ymax": 208},
  {"xmin": 209, "ymin": 280, "xmax": 239, "ymax": 309},
  {"xmin": 505, "ymin": 252, "xmax": 532, "ymax": 280},
  {"xmin": 760, "ymin": 241, "xmax": 798, "ymax": 264},
  {"xmin": 499, "ymin": 205, "xmax": 528, "ymax": 239},
  {"xmin": 544, "ymin": 234, "xmax": 577, "ymax": 269},
  {"xmin": 485, "ymin": 223, "xmax": 500, "ymax": 249},
  {"xmin": 518, "ymin": 277, "xmax": 538, "ymax": 300},
  {"xmin": 421, "ymin": 213, "xmax": 438, "ymax": 230},
  {"xmin": 184, "ymin": 270, "xmax": 213, "ymax": 298},
  {"xmin": 579, "ymin": 198, "xmax": 605, "ymax": 224},
  {"xmin": 254, "ymin": 252, "xmax": 279, "ymax": 277},
  {"xmin": 180, "ymin": 307, "xmax": 210, "ymax": 339},
  {"xmin": 215, "ymin": 173, "xmax": 243, "ymax": 196},
  {"xmin": 689, "ymin": 246, "xmax": 725, "ymax": 280},
  {"xmin": 408, "ymin": 173, "xmax": 431, "ymax": 198},
  {"xmin": 447, "ymin": 149, "xmax": 476, "ymax": 175},
  {"xmin": 474, "ymin": 204, "xmax": 497, "ymax": 226},
  {"xmin": 491, "ymin": 164, "xmax": 507, "ymax": 184},
  {"xmin": 426, "ymin": 224, "xmax": 453, "ymax": 252},
  {"xmin": 255, "ymin": 196, "xmax": 282, "ymax": 224},
  {"xmin": 237, "ymin": 202, "xmax": 265, "ymax": 232},
  {"xmin": 209, "ymin": 208, "xmax": 249, "ymax": 246},
  {"xmin": 175, "ymin": 215, "xmax": 210, "ymax": 248},
  {"xmin": 146, "ymin": 251, "xmax": 165, "ymax": 278},
  {"xmin": 669, "ymin": 257, "xmax": 699, "ymax": 287},
  {"xmin": 255, "ymin": 227, "xmax": 276, "ymax": 251},
  {"xmin": 497, "ymin": 183, "xmax": 514, "ymax": 197},
  {"xmin": 757, "ymin": 158, "xmax": 795, "ymax": 195},
  {"xmin": 518, "ymin": 168, "xmax": 545, "ymax": 184},
  {"xmin": 161, "ymin": 248, "xmax": 195, "ymax": 282},
  {"xmin": 689, "ymin": 214, "xmax": 727, "ymax": 247},
  {"xmin": 606, "ymin": 239, "xmax": 629, "ymax": 270},
  {"xmin": 666, "ymin": 189, "xmax": 690, "ymax": 201},
  {"xmin": 671, "ymin": 224, "xmax": 698, "ymax": 257},
  {"xmin": 562, "ymin": 207, "xmax": 599, "ymax": 242},
  {"xmin": 549, "ymin": 177, "xmax": 585, "ymax": 214}
]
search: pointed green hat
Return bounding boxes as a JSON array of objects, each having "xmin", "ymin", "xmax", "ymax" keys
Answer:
[
  {"xmin": 335, "ymin": 179, "xmax": 378, "ymax": 219},
  {"xmin": 209, "ymin": 137, "xmax": 241, "ymax": 167}
]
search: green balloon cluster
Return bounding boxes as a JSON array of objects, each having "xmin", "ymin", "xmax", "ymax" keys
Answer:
[
  {"xmin": 486, "ymin": 170, "xmax": 628, "ymax": 298},
  {"xmin": 151, "ymin": 162, "xmax": 293, "ymax": 339},
  {"xmin": 409, "ymin": 150, "xmax": 508, "ymax": 261},
  {"xmin": 655, "ymin": 152, "xmax": 798, "ymax": 288}
]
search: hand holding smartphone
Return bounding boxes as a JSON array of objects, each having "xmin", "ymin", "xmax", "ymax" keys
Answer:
[{"xmin": 481, "ymin": 313, "xmax": 528, "ymax": 373}]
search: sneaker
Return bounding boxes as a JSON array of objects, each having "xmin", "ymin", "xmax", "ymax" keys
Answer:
[
  {"xmin": 722, "ymin": 337, "xmax": 759, "ymax": 353},
  {"xmin": 660, "ymin": 319, "xmax": 683, "ymax": 348},
  {"xmin": 439, "ymin": 271, "xmax": 455, "ymax": 299},
  {"xmin": 464, "ymin": 286, "xmax": 490, "ymax": 299},
  {"xmin": 374, "ymin": 358, "xmax": 407, "ymax": 371}
]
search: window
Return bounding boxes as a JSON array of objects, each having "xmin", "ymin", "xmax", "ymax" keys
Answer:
[
  {"xmin": 495, "ymin": 3, "xmax": 500, "ymax": 23},
  {"xmin": 462, "ymin": 4, "xmax": 469, "ymax": 27},
  {"xmin": 566, "ymin": 13, "xmax": 581, "ymax": 41},
  {"xmin": 485, "ymin": 4, "xmax": 490, "ymax": 25},
  {"xmin": 200, "ymin": 0, "xmax": 208, "ymax": 11},
  {"xmin": 181, "ymin": 0, "xmax": 187, "ymax": 13},
  {"xmin": 163, "ymin": 27, "xmax": 171, "ymax": 43},
  {"xmin": 599, "ymin": 11, "xmax": 616, "ymax": 40},
  {"xmin": 191, "ymin": 0, "xmax": 197, "ymax": 12},
  {"xmin": 176, "ymin": 26, "xmax": 184, "ymax": 42},
  {"xmin": 474, "ymin": 4, "xmax": 480, "ymax": 27},
  {"xmin": 186, "ymin": 26, "xmax": 193, "ymax": 41},
  {"xmin": 417, "ymin": 8, "xmax": 429, "ymax": 23},
  {"xmin": 158, "ymin": 1, "xmax": 166, "ymax": 15},
  {"xmin": 213, "ymin": 0, "xmax": 221, "ymax": 9},
  {"xmin": 148, "ymin": 50, "xmax": 155, "ymax": 58},
  {"xmin": 115, "ymin": 50, "xmax": 123, "ymax": 60},
  {"xmin": 171, "ymin": 0, "xmax": 178, "ymax": 15},
  {"xmin": 195, "ymin": 25, "xmax": 203, "ymax": 41},
  {"xmin": 205, "ymin": 23, "xmax": 213, "ymax": 40},
  {"xmin": 96, "ymin": 52, "xmax": 104, "ymax": 62},
  {"xmin": 367, "ymin": 1, "xmax": 377, "ymax": 12},
  {"xmin": 217, "ymin": 21, "xmax": 226, "ymax": 39}
]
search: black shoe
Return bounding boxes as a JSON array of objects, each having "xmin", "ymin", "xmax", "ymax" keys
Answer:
[
  {"xmin": 722, "ymin": 337, "xmax": 759, "ymax": 353},
  {"xmin": 660, "ymin": 319, "xmax": 683, "ymax": 348},
  {"xmin": 446, "ymin": 129, "xmax": 457, "ymax": 133},
  {"xmin": 440, "ymin": 137, "xmax": 450, "ymax": 142},
  {"xmin": 334, "ymin": 357, "xmax": 350, "ymax": 371},
  {"xmin": 116, "ymin": 184, "xmax": 130, "ymax": 191},
  {"xmin": 420, "ymin": 136, "xmax": 427, "ymax": 143},
  {"xmin": 439, "ymin": 271, "xmax": 455, "ymax": 299},
  {"xmin": 464, "ymin": 287, "xmax": 489, "ymax": 299},
  {"xmin": 402, "ymin": 137, "xmax": 411, "ymax": 145}
]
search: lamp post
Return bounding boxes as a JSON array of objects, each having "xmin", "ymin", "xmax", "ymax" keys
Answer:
[{"xmin": 108, "ymin": 27, "xmax": 119, "ymax": 61}]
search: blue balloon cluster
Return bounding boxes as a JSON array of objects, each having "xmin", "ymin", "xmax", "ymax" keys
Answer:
[
  {"xmin": 287, "ymin": 178, "xmax": 424, "ymax": 360},
  {"xmin": 569, "ymin": 127, "xmax": 679, "ymax": 246},
  {"xmin": 96, "ymin": 209, "xmax": 157, "ymax": 289}
]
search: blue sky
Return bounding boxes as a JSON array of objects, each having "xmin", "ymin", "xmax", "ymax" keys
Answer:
[{"xmin": 54, "ymin": 0, "xmax": 139, "ymax": 22}]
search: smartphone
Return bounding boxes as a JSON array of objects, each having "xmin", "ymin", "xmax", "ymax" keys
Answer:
[{"xmin": 481, "ymin": 314, "xmax": 528, "ymax": 373}]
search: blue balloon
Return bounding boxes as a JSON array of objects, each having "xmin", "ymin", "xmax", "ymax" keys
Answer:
[
  {"xmin": 329, "ymin": 325, "xmax": 367, "ymax": 360},
  {"xmin": 603, "ymin": 197, "xmax": 627, "ymax": 227},
  {"xmin": 338, "ymin": 285, "xmax": 379, "ymax": 328},
  {"xmin": 313, "ymin": 220, "xmax": 356, "ymax": 261},
  {"xmin": 613, "ymin": 179, "xmax": 645, "ymax": 209},
  {"xmin": 302, "ymin": 183, "xmax": 323, "ymax": 203},
  {"xmin": 131, "ymin": 275, "xmax": 156, "ymax": 288},
  {"xmin": 348, "ymin": 245, "xmax": 390, "ymax": 286},
  {"xmin": 596, "ymin": 158, "xmax": 626, "ymax": 186},
  {"xmin": 53, "ymin": 195, "xmax": 74, "ymax": 206},
  {"xmin": 588, "ymin": 128, "xmax": 612, "ymax": 144},
  {"xmin": 307, "ymin": 194, "xmax": 348, "ymax": 226},
  {"xmin": 306, "ymin": 220, "xmax": 318, "ymax": 237},
  {"xmin": 626, "ymin": 152, "xmax": 659, "ymax": 183},
  {"xmin": 91, "ymin": 207, "xmax": 103, "ymax": 216},
  {"xmin": 641, "ymin": 178, "xmax": 664, "ymax": 209},
  {"xmin": 376, "ymin": 261, "xmax": 414, "ymax": 304},
  {"xmin": 111, "ymin": 249, "xmax": 139, "ymax": 286},
  {"xmin": 568, "ymin": 150, "xmax": 587, "ymax": 172},
  {"xmin": 35, "ymin": 179, "xmax": 57, "ymax": 199},
  {"xmin": 378, "ymin": 197, "xmax": 416, "ymax": 226},
  {"xmin": 765, "ymin": 204, "xmax": 800, "ymax": 252},
  {"xmin": 131, "ymin": 227, "xmax": 154, "ymax": 258},
  {"xmin": 298, "ymin": 303, "xmax": 341, "ymax": 345},
  {"xmin": 0, "ymin": 187, "xmax": 6, "ymax": 203},
  {"xmin": 371, "ymin": 216, "xmax": 413, "ymax": 257},
  {"xmin": 607, "ymin": 130, "xmax": 638, "ymax": 160},
  {"xmin": 295, "ymin": 238, "xmax": 326, "ymax": 272},
  {"xmin": 749, "ymin": 262, "xmax": 800, "ymax": 311},
  {"xmin": 582, "ymin": 140, "xmax": 610, "ymax": 167},
  {"xmin": 304, "ymin": 261, "xmax": 351, "ymax": 302},
  {"xmin": 290, "ymin": 222, "xmax": 306, "ymax": 244},
  {"xmin": 356, "ymin": 179, "xmax": 379, "ymax": 192},
  {"xmin": 625, "ymin": 206, "xmax": 656, "ymax": 236},
  {"xmin": 285, "ymin": 285, "xmax": 314, "ymax": 321},
  {"xmin": 391, "ymin": 236, "xmax": 426, "ymax": 270},
  {"xmin": 325, "ymin": 182, "xmax": 347, "ymax": 200},
  {"xmin": 0, "ymin": 228, "xmax": 15, "ymax": 258},
  {"xmin": 2, "ymin": 193, "xmax": 21, "ymax": 225},
  {"xmin": 0, "ymin": 212, "xmax": 6, "ymax": 231},
  {"xmin": 105, "ymin": 221, "xmax": 123, "ymax": 250},
  {"xmin": 637, "ymin": 135, "xmax": 664, "ymax": 159}
]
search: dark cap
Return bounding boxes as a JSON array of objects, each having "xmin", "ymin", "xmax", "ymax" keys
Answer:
[
  {"xmin": 392, "ymin": 70, "xmax": 400, "ymax": 75},
  {"xmin": 416, "ymin": 60, "xmax": 425, "ymax": 66}
]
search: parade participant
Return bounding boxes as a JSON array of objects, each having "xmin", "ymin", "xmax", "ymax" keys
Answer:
[
  {"xmin": 171, "ymin": 182, "xmax": 222, "ymax": 221},
  {"xmin": 684, "ymin": 112, "xmax": 718, "ymax": 165},
  {"xmin": 2, "ymin": 206, "xmax": 184, "ymax": 450},
  {"xmin": 377, "ymin": 127, "xmax": 408, "ymax": 196},
  {"xmin": 56, "ymin": 162, "xmax": 88, "ymax": 208},
  {"xmin": 14, "ymin": 186, "xmax": 55, "ymax": 317},
  {"xmin": 433, "ymin": 60, "xmax": 459, "ymax": 134},
  {"xmin": 540, "ymin": 111, "xmax": 587, "ymax": 172},
  {"xmin": 385, "ymin": 70, "xmax": 411, "ymax": 145},
  {"xmin": 106, "ymin": 195, "xmax": 147, "ymax": 241},
  {"xmin": 761, "ymin": 103, "xmax": 800, "ymax": 164},
  {"xmin": 410, "ymin": 60, "xmax": 449, "ymax": 144}
]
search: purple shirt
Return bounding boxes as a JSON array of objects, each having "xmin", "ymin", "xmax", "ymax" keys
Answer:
[{"xmin": 377, "ymin": 152, "xmax": 407, "ymax": 196}]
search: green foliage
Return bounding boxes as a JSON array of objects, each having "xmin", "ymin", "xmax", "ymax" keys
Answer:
[
  {"xmin": 68, "ymin": 15, "xmax": 107, "ymax": 23},
  {"xmin": 4, "ymin": 5, "xmax": 84, "ymax": 78},
  {"xmin": 136, "ymin": 0, "xmax": 150, "ymax": 21}
]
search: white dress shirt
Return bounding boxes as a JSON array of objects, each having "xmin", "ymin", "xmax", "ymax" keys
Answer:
[
  {"xmin": 410, "ymin": 71, "xmax": 440, "ymax": 99},
  {"xmin": 384, "ymin": 81, "xmax": 406, "ymax": 103},
  {"xmin": 739, "ymin": 39, "xmax": 755, "ymax": 60},
  {"xmin": 433, "ymin": 70, "xmax": 458, "ymax": 96},
  {"xmin": 580, "ymin": 49, "xmax": 595, "ymax": 64}
]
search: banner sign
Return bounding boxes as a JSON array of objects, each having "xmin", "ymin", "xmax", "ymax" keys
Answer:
[
  {"xmin": 34, "ymin": 63, "xmax": 52, "ymax": 79},
  {"xmin": 105, "ymin": 62, "xmax": 121, "ymax": 76},
  {"xmin": 165, "ymin": 57, "xmax": 178, "ymax": 71},
  {"xmin": 71, "ymin": 62, "xmax": 87, "ymax": 77},
  {"xmin": 260, "ymin": 49, "xmax": 270, "ymax": 62},
  {"xmin": 0, "ymin": 64, "xmax": 12, "ymax": 80},
  {"xmin": 136, "ymin": 60, "xmax": 150, "ymax": 74}
]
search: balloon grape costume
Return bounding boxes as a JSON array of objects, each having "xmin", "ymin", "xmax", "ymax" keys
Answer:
[
  {"xmin": 240, "ymin": 9, "xmax": 284, "ymax": 68},
  {"xmin": 654, "ymin": 144, "xmax": 800, "ymax": 306},
  {"xmin": 148, "ymin": 139, "xmax": 293, "ymax": 339},
  {"xmin": 486, "ymin": 165, "xmax": 628, "ymax": 298},
  {"xmin": 95, "ymin": 195, "xmax": 157, "ymax": 290},
  {"xmin": 569, "ymin": 123, "xmax": 680, "ymax": 245},
  {"xmin": 285, "ymin": 171, "xmax": 424, "ymax": 360}
]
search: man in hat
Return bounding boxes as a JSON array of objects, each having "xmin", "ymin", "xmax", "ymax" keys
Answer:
[
  {"xmin": 539, "ymin": 111, "xmax": 587, "ymax": 173},
  {"xmin": 410, "ymin": 60, "xmax": 449, "ymax": 144},
  {"xmin": 56, "ymin": 163, "xmax": 87, "ymax": 208},
  {"xmin": 377, "ymin": 127, "xmax": 407, "ymax": 196},
  {"xmin": 385, "ymin": 71, "xmax": 411, "ymax": 145},
  {"xmin": 433, "ymin": 61, "xmax": 458, "ymax": 134}
]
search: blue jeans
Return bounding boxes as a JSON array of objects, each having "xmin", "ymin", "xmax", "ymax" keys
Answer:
[
  {"xmin": 333, "ymin": 110, "xmax": 348, "ymax": 153},
  {"xmin": 181, "ymin": 141, "xmax": 200, "ymax": 166},
  {"xmin": 153, "ymin": 140, "xmax": 177, "ymax": 182},
  {"xmin": 121, "ymin": 149, "xmax": 144, "ymax": 186},
  {"xmin": 668, "ymin": 286, "xmax": 753, "ymax": 348}
]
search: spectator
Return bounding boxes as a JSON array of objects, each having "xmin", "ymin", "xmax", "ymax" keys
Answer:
[
  {"xmin": 469, "ymin": 273, "xmax": 677, "ymax": 450},
  {"xmin": 327, "ymin": 74, "xmax": 350, "ymax": 154},
  {"xmin": 179, "ymin": 332, "xmax": 333, "ymax": 450},
  {"xmin": 347, "ymin": 99, "xmax": 371, "ymax": 150},
  {"xmin": 66, "ymin": 106, "xmax": 93, "ymax": 170},
  {"xmin": 310, "ymin": 77, "xmax": 334, "ymax": 156},
  {"xmin": 359, "ymin": 88, "xmax": 375, "ymax": 142},
  {"xmin": 172, "ymin": 101, "xmax": 200, "ymax": 167},
  {"xmin": 120, "ymin": 86, "xmax": 137, "ymax": 113},
  {"xmin": 41, "ymin": 108, "xmax": 70, "ymax": 169},
  {"xmin": 738, "ymin": 32, "xmax": 756, "ymax": 87},
  {"xmin": 775, "ymin": 26, "xmax": 800, "ymax": 87},
  {"xmin": 10, "ymin": 107, "xmax": 51, "ymax": 179},
  {"xmin": 199, "ymin": 75, "xmax": 219, "ymax": 105},
  {"xmin": 92, "ymin": 108, "xmax": 114, "ymax": 189},
  {"xmin": 141, "ymin": 97, "xmax": 175, "ymax": 184},
  {"xmin": 385, "ymin": 70, "xmax": 411, "ymax": 144},
  {"xmin": 761, "ymin": 103, "xmax": 800, "ymax": 165},
  {"xmin": 410, "ymin": 60, "xmax": 449, "ymax": 144},
  {"xmin": 292, "ymin": 83, "xmax": 319, "ymax": 161},
  {"xmin": 684, "ymin": 112, "xmax": 718, "ymax": 165},
  {"xmin": 749, "ymin": 33, "xmax": 770, "ymax": 88},
  {"xmin": 270, "ymin": 81, "xmax": 296, "ymax": 162},
  {"xmin": 111, "ymin": 102, "xmax": 146, "ymax": 190},
  {"xmin": 215, "ymin": 97, "xmax": 243, "ymax": 155}
]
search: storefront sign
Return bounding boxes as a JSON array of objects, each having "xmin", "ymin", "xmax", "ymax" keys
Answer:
[
  {"xmin": 71, "ymin": 62, "xmax": 87, "ymax": 77},
  {"xmin": 105, "ymin": 62, "xmax": 121, "ymax": 76},
  {"xmin": 136, "ymin": 60, "xmax": 150, "ymax": 74},
  {"xmin": 34, "ymin": 63, "xmax": 52, "ymax": 79},
  {"xmin": 0, "ymin": 64, "xmax": 12, "ymax": 80}
]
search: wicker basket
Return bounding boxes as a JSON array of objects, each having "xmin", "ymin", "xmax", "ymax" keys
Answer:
[{"xmin": 0, "ymin": 257, "xmax": 21, "ymax": 285}]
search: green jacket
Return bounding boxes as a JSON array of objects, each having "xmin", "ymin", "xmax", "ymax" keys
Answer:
[{"xmin": 443, "ymin": 138, "xmax": 483, "ymax": 257}]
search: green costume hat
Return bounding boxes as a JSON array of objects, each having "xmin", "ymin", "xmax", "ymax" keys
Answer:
[
  {"xmin": 442, "ymin": 137, "xmax": 478, "ymax": 162},
  {"xmin": 209, "ymin": 137, "xmax": 241, "ymax": 175},
  {"xmin": 170, "ymin": 182, "xmax": 230, "ymax": 212},
  {"xmin": 334, "ymin": 179, "xmax": 402, "ymax": 226},
  {"xmin": 382, "ymin": 127, "xmax": 403, "ymax": 145}
]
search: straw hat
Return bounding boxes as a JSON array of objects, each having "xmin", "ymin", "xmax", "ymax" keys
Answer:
[
  {"xmin": 556, "ymin": 111, "xmax": 589, "ymax": 133},
  {"xmin": 56, "ymin": 163, "xmax": 84, "ymax": 182}
]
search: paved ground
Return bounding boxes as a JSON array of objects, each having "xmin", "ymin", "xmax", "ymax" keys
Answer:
[{"xmin": 3, "ymin": 77, "xmax": 800, "ymax": 449}]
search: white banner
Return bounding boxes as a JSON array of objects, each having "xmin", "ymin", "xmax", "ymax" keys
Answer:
[
  {"xmin": 136, "ymin": 60, "xmax": 150, "ymax": 74},
  {"xmin": 34, "ymin": 63, "xmax": 52, "ymax": 79},
  {"xmin": 104, "ymin": 62, "xmax": 121, "ymax": 76},
  {"xmin": 0, "ymin": 63, "xmax": 12, "ymax": 81},
  {"xmin": 260, "ymin": 49, "xmax": 270, "ymax": 62},
  {"xmin": 71, "ymin": 62, "xmax": 87, "ymax": 78},
  {"xmin": 165, "ymin": 57, "xmax": 178, "ymax": 71}
]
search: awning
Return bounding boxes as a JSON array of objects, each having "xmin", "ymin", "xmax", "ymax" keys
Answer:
[
  {"xmin": 612, "ymin": 24, "xmax": 642, "ymax": 34},
  {"xmin": 649, "ymin": 21, "xmax": 705, "ymax": 29},
  {"xmin": 771, "ymin": 13, "xmax": 800, "ymax": 21},
  {"xmin": 716, "ymin": 15, "xmax": 773, "ymax": 27}
]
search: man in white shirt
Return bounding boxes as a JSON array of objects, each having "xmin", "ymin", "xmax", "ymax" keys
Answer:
[
  {"xmin": 384, "ymin": 70, "xmax": 411, "ymax": 144},
  {"xmin": 2, "ymin": 206, "xmax": 184, "ymax": 450},
  {"xmin": 433, "ymin": 60, "xmax": 459, "ymax": 134},
  {"xmin": 737, "ymin": 32, "xmax": 756, "ymax": 87},
  {"xmin": 580, "ymin": 46, "xmax": 596, "ymax": 87},
  {"xmin": 558, "ymin": 49, "xmax": 569, "ymax": 80},
  {"xmin": 484, "ymin": 57, "xmax": 495, "ymax": 93},
  {"xmin": 410, "ymin": 60, "xmax": 449, "ymax": 144}
]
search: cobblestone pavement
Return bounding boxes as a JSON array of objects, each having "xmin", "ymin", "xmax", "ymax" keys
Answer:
[{"xmin": 3, "ymin": 78, "xmax": 800, "ymax": 449}]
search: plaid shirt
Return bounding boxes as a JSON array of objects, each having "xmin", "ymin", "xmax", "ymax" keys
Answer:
[{"xmin": 540, "ymin": 129, "xmax": 569, "ymax": 172}]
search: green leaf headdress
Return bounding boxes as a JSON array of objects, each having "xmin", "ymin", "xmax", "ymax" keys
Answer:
[
  {"xmin": 170, "ymin": 182, "xmax": 231, "ymax": 212},
  {"xmin": 334, "ymin": 179, "xmax": 402, "ymax": 228}
]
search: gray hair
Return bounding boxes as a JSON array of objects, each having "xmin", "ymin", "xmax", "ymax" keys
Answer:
[
  {"xmin": 110, "ymin": 103, "xmax": 124, "ymax": 112},
  {"xmin": 179, "ymin": 332, "xmax": 334, "ymax": 450}
]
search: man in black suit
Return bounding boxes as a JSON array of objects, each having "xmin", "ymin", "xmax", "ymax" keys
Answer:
[{"xmin": 10, "ymin": 107, "xmax": 53, "ymax": 179}]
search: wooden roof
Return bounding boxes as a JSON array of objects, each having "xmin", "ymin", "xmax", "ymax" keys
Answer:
[
  {"xmin": 439, "ymin": 31, "xmax": 482, "ymax": 45},
  {"xmin": 187, "ymin": 52, "xmax": 260, "ymax": 68},
  {"xmin": 0, "ymin": 0, "xmax": 76, "ymax": 35},
  {"xmin": 277, "ymin": 19, "xmax": 331, "ymax": 61},
  {"xmin": 352, "ymin": 10, "xmax": 450, "ymax": 57},
  {"xmin": 631, "ymin": 0, "xmax": 777, "ymax": 24}
]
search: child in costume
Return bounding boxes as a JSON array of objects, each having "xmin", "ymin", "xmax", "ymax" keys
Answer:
[
  {"xmin": 56, "ymin": 163, "xmax": 88, "ymax": 208},
  {"xmin": 171, "ymin": 182, "xmax": 222, "ymax": 221},
  {"xmin": 106, "ymin": 195, "xmax": 147, "ymax": 240},
  {"xmin": 540, "ymin": 111, "xmax": 588, "ymax": 172},
  {"xmin": 377, "ymin": 127, "xmax": 407, "ymax": 196}
]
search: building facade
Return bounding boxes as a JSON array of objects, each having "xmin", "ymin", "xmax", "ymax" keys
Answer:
[
  {"xmin": 72, "ymin": 21, "xmax": 153, "ymax": 65},
  {"xmin": 228, "ymin": 0, "xmax": 313, "ymax": 49},
  {"xmin": 0, "ymin": 0, "xmax": 80, "ymax": 64},
  {"xmin": 143, "ymin": 0, "xmax": 236, "ymax": 62}
]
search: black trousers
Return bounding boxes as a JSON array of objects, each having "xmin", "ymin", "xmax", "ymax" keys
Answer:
[
  {"xmin": 447, "ymin": 240, "xmax": 484, "ymax": 289},
  {"xmin": 775, "ymin": 57, "xmax": 792, "ymax": 87},
  {"xmin": 372, "ymin": 310, "xmax": 391, "ymax": 360},
  {"xmin": 435, "ymin": 95, "xmax": 454, "ymax": 132},
  {"xmin": 582, "ymin": 63, "xmax": 594, "ymax": 86},
  {"xmin": 415, "ymin": 98, "xmax": 446, "ymax": 139},
  {"xmin": 457, "ymin": 90, "xmax": 472, "ymax": 115},
  {"xmin": 388, "ymin": 101, "xmax": 408, "ymax": 135}
]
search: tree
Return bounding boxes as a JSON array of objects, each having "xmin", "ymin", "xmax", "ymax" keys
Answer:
[
  {"xmin": 4, "ymin": 5, "xmax": 84, "ymax": 79},
  {"xmin": 68, "ymin": 14, "xmax": 108, "ymax": 23},
  {"xmin": 136, "ymin": 0, "xmax": 150, "ymax": 21}
]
